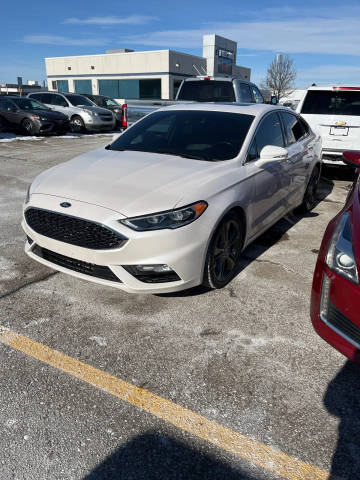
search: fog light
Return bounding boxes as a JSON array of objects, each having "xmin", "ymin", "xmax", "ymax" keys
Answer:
[
  {"xmin": 320, "ymin": 273, "xmax": 331, "ymax": 319},
  {"xmin": 122, "ymin": 264, "xmax": 180, "ymax": 283},
  {"xmin": 136, "ymin": 264, "xmax": 172, "ymax": 273}
]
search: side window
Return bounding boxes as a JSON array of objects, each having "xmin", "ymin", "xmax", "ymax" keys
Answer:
[
  {"xmin": 239, "ymin": 83, "xmax": 252, "ymax": 103},
  {"xmin": 251, "ymin": 86, "xmax": 264, "ymax": 104},
  {"xmin": 52, "ymin": 95, "xmax": 68, "ymax": 107},
  {"xmin": 40, "ymin": 93, "xmax": 53, "ymax": 104},
  {"xmin": 299, "ymin": 117, "xmax": 310, "ymax": 136},
  {"xmin": 255, "ymin": 113, "xmax": 284, "ymax": 153},
  {"xmin": 281, "ymin": 112, "xmax": 306, "ymax": 145},
  {"xmin": 29, "ymin": 94, "xmax": 41, "ymax": 101},
  {"xmin": 1, "ymin": 98, "xmax": 17, "ymax": 111}
]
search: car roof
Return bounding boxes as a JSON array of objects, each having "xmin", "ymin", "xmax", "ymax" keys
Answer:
[
  {"xmin": 306, "ymin": 86, "xmax": 360, "ymax": 91},
  {"xmin": 156, "ymin": 102, "xmax": 291, "ymax": 116},
  {"xmin": 183, "ymin": 76, "xmax": 254, "ymax": 85}
]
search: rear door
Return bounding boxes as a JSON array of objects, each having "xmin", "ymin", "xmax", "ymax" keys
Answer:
[
  {"xmin": 299, "ymin": 89, "xmax": 360, "ymax": 152},
  {"xmin": 280, "ymin": 111, "xmax": 311, "ymax": 206},
  {"xmin": 0, "ymin": 98, "xmax": 19, "ymax": 129},
  {"xmin": 245, "ymin": 112, "xmax": 291, "ymax": 235}
]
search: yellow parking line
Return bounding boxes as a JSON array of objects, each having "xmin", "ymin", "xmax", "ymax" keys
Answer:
[{"xmin": 0, "ymin": 325, "xmax": 328, "ymax": 480}]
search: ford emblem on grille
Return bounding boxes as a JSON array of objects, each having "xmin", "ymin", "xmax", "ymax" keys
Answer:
[{"xmin": 60, "ymin": 202, "xmax": 71, "ymax": 208}]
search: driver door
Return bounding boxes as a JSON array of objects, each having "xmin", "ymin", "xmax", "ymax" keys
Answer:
[{"xmin": 244, "ymin": 112, "xmax": 291, "ymax": 237}]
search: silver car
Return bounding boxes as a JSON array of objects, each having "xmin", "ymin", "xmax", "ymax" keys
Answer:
[{"xmin": 28, "ymin": 92, "xmax": 115, "ymax": 133}]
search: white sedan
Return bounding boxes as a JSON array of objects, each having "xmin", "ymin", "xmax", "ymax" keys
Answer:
[{"xmin": 22, "ymin": 103, "xmax": 322, "ymax": 294}]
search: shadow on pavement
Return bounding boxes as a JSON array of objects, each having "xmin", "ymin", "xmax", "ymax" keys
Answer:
[
  {"xmin": 160, "ymin": 173, "xmax": 335, "ymax": 298},
  {"xmin": 82, "ymin": 432, "xmax": 259, "ymax": 480},
  {"xmin": 324, "ymin": 361, "xmax": 360, "ymax": 479}
]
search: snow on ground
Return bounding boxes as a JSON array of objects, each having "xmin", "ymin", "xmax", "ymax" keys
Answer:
[{"xmin": 0, "ymin": 131, "xmax": 118, "ymax": 144}]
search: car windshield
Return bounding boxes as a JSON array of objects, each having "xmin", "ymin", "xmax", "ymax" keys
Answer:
[
  {"xmin": 103, "ymin": 97, "xmax": 118, "ymax": 106},
  {"xmin": 65, "ymin": 95, "xmax": 94, "ymax": 107},
  {"xmin": 177, "ymin": 81, "xmax": 236, "ymax": 102},
  {"xmin": 301, "ymin": 90, "xmax": 360, "ymax": 116},
  {"xmin": 109, "ymin": 110, "xmax": 254, "ymax": 161},
  {"xmin": 11, "ymin": 98, "xmax": 49, "ymax": 111}
]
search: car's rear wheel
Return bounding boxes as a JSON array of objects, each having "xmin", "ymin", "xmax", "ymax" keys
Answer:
[
  {"xmin": 203, "ymin": 212, "xmax": 244, "ymax": 289},
  {"xmin": 22, "ymin": 118, "xmax": 35, "ymax": 136},
  {"xmin": 300, "ymin": 165, "xmax": 321, "ymax": 212},
  {"xmin": 70, "ymin": 115, "xmax": 85, "ymax": 133}
]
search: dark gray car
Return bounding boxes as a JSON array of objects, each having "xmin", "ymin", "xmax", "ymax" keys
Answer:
[{"xmin": 0, "ymin": 96, "xmax": 70, "ymax": 135}]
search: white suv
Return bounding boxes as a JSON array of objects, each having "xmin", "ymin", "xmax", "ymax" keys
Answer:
[
  {"xmin": 28, "ymin": 92, "xmax": 115, "ymax": 133},
  {"xmin": 297, "ymin": 86, "xmax": 360, "ymax": 165}
]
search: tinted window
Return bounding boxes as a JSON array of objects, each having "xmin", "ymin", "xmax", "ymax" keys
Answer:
[
  {"xmin": 40, "ymin": 93, "xmax": 54, "ymax": 104},
  {"xmin": 110, "ymin": 110, "xmax": 254, "ymax": 161},
  {"xmin": 64, "ymin": 95, "xmax": 94, "ymax": 106},
  {"xmin": 177, "ymin": 81, "xmax": 236, "ymax": 102},
  {"xmin": 52, "ymin": 95, "xmax": 68, "ymax": 107},
  {"xmin": 248, "ymin": 113, "xmax": 284, "ymax": 160},
  {"xmin": 251, "ymin": 86, "xmax": 264, "ymax": 103},
  {"xmin": 11, "ymin": 98, "xmax": 49, "ymax": 111},
  {"xmin": 239, "ymin": 83, "xmax": 252, "ymax": 103},
  {"xmin": 281, "ymin": 112, "xmax": 305, "ymax": 145},
  {"xmin": 301, "ymin": 90, "xmax": 360, "ymax": 116},
  {"xmin": 0, "ymin": 98, "xmax": 17, "ymax": 111}
]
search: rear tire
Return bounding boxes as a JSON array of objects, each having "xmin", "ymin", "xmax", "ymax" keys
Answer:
[
  {"xmin": 70, "ymin": 115, "xmax": 85, "ymax": 133},
  {"xmin": 202, "ymin": 212, "xmax": 244, "ymax": 289},
  {"xmin": 299, "ymin": 165, "xmax": 320, "ymax": 212},
  {"xmin": 22, "ymin": 118, "xmax": 35, "ymax": 136}
]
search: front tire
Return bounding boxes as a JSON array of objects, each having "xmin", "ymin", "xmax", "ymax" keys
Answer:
[
  {"xmin": 22, "ymin": 118, "xmax": 35, "ymax": 136},
  {"xmin": 70, "ymin": 115, "xmax": 85, "ymax": 133},
  {"xmin": 300, "ymin": 165, "xmax": 321, "ymax": 212},
  {"xmin": 202, "ymin": 212, "xmax": 244, "ymax": 289}
]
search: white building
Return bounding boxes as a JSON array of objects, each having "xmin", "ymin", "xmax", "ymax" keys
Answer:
[{"xmin": 45, "ymin": 34, "xmax": 251, "ymax": 100}]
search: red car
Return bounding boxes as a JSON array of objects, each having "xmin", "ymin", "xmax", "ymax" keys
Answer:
[{"xmin": 311, "ymin": 151, "xmax": 360, "ymax": 363}]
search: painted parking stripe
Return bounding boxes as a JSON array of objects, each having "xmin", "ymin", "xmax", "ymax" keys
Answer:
[{"xmin": 0, "ymin": 325, "xmax": 328, "ymax": 480}]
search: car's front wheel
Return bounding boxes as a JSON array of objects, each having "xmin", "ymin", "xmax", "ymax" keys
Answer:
[
  {"xmin": 22, "ymin": 118, "xmax": 35, "ymax": 136},
  {"xmin": 203, "ymin": 212, "xmax": 244, "ymax": 289},
  {"xmin": 70, "ymin": 115, "xmax": 85, "ymax": 133}
]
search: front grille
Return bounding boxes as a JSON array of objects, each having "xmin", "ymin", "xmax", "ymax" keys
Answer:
[
  {"xmin": 33, "ymin": 245, "xmax": 121, "ymax": 283},
  {"xmin": 328, "ymin": 301, "xmax": 360, "ymax": 347},
  {"xmin": 25, "ymin": 208, "xmax": 127, "ymax": 250},
  {"xmin": 99, "ymin": 114, "xmax": 113, "ymax": 122}
]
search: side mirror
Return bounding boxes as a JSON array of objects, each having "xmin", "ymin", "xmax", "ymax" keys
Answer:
[
  {"xmin": 270, "ymin": 96, "xmax": 278, "ymax": 105},
  {"xmin": 343, "ymin": 151, "xmax": 360, "ymax": 168},
  {"xmin": 258, "ymin": 145, "xmax": 288, "ymax": 165}
]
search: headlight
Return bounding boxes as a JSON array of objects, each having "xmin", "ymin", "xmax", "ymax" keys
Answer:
[
  {"xmin": 25, "ymin": 184, "xmax": 31, "ymax": 204},
  {"xmin": 326, "ymin": 213, "xmax": 358, "ymax": 284},
  {"xmin": 120, "ymin": 201, "xmax": 208, "ymax": 231},
  {"xmin": 82, "ymin": 109, "xmax": 98, "ymax": 117},
  {"xmin": 113, "ymin": 108, "xmax": 119, "ymax": 113}
]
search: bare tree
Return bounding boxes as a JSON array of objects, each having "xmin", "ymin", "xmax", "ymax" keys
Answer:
[{"xmin": 261, "ymin": 54, "xmax": 296, "ymax": 101}]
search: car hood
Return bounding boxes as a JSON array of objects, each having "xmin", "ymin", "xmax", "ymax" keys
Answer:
[
  {"xmin": 31, "ymin": 148, "xmax": 223, "ymax": 217},
  {"xmin": 76, "ymin": 105, "xmax": 113, "ymax": 115},
  {"xmin": 31, "ymin": 109, "xmax": 68, "ymax": 120}
]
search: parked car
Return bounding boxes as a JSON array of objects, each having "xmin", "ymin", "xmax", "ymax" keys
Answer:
[
  {"xmin": 81, "ymin": 94, "xmax": 125, "ymax": 129},
  {"xmin": 297, "ymin": 86, "xmax": 360, "ymax": 166},
  {"xmin": 0, "ymin": 96, "xmax": 70, "ymax": 135},
  {"xmin": 27, "ymin": 92, "xmax": 115, "ymax": 133},
  {"xmin": 311, "ymin": 150, "xmax": 360, "ymax": 363},
  {"xmin": 176, "ymin": 76, "xmax": 275, "ymax": 104},
  {"xmin": 22, "ymin": 104, "xmax": 321, "ymax": 294}
]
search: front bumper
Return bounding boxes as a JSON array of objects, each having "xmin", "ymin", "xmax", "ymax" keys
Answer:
[
  {"xmin": 22, "ymin": 194, "xmax": 210, "ymax": 294},
  {"xmin": 311, "ymin": 263, "xmax": 360, "ymax": 363},
  {"xmin": 83, "ymin": 115, "xmax": 115, "ymax": 131},
  {"xmin": 35, "ymin": 118, "xmax": 71, "ymax": 134}
]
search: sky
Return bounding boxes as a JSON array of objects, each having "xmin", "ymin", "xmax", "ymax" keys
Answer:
[{"xmin": 1, "ymin": 0, "xmax": 360, "ymax": 88}]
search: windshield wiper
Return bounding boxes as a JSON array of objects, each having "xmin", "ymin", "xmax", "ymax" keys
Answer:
[{"xmin": 108, "ymin": 147, "xmax": 210, "ymax": 161}]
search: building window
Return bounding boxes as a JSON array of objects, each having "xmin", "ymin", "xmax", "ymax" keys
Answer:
[
  {"xmin": 67, "ymin": 66, "xmax": 71, "ymax": 71},
  {"xmin": 52, "ymin": 81, "xmax": 57, "ymax": 90},
  {"xmin": 98, "ymin": 79, "xmax": 161, "ymax": 99},
  {"xmin": 57, "ymin": 80, "xmax": 69, "ymax": 93},
  {"xmin": 74, "ymin": 80, "xmax": 92, "ymax": 94}
]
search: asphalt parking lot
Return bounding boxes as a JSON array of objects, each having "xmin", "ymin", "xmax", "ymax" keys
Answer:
[{"xmin": 1, "ymin": 134, "xmax": 359, "ymax": 480}]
